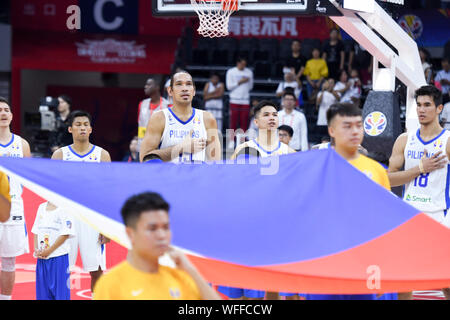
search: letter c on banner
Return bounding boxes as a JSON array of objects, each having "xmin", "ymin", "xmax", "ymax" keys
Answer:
[{"xmin": 94, "ymin": 0, "xmax": 124, "ymax": 30}]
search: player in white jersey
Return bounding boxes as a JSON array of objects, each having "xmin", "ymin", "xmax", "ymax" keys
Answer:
[
  {"xmin": 51, "ymin": 110, "xmax": 111, "ymax": 294},
  {"xmin": 0, "ymin": 97, "xmax": 31, "ymax": 300},
  {"xmin": 388, "ymin": 85, "xmax": 450, "ymax": 300},
  {"xmin": 139, "ymin": 71, "xmax": 221, "ymax": 163},
  {"xmin": 231, "ymin": 100, "xmax": 295, "ymax": 160}
]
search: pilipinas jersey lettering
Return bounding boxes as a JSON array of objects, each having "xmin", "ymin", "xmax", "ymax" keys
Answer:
[
  {"xmin": 0, "ymin": 134, "xmax": 24, "ymax": 225},
  {"xmin": 247, "ymin": 139, "xmax": 290, "ymax": 157},
  {"xmin": 61, "ymin": 145, "xmax": 102, "ymax": 162},
  {"xmin": 160, "ymin": 108, "xmax": 207, "ymax": 163},
  {"xmin": 403, "ymin": 129, "xmax": 450, "ymax": 213}
]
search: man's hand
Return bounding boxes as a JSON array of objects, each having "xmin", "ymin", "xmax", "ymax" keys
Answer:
[
  {"xmin": 238, "ymin": 77, "xmax": 249, "ymax": 85},
  {"xmin": 180, "ymin": 130, "xmax": 207, "ymax": 154},
  {"xmin": 421, "ymin": 150, "xmax": 447, "ymax": 173},
  {"xmin": 167, "ymin": 247, "xmax": 195, "ymax": 273}
]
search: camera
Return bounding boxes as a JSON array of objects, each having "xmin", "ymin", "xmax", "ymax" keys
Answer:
[{"xmin": 38, "ymin": 96, "xmax": 59, "ymax": 131}]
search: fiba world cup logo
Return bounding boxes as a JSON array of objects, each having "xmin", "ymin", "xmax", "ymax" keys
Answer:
[
  {"xmin": 398, "ymin": 15, "xmax": 423, "ymax": 40},
  {"xmin": 364, "ymin": 112, "xmax": 387, "ymax": 137},
  {"xmin": 433, "ymin": 139, "xmax": 443, "ymax": 150}
]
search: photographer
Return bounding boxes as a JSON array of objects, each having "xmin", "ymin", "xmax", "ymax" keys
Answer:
[{"xmin": 49, "ymin": 95, "xmax": 73, "ymax": 153}]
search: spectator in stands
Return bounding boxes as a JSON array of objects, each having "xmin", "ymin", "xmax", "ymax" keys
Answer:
[
  {"xmin": 316, "ymin": 78, "xmax": 340, "ymax": 136},
  {"xmin": 435, "ymin": 57, "xmax": 450, "ymax": 103},
  {"xmin": 440, "ymin": 101, "xmax": 450, "ymax": 130},
  {"xmin": 122, "ymin": 136, "xmax": 139, "ymax": 162},
  {"xmin": 278, "ymin": 125, "xmax": 293, "ymax": 147},
  {"xmin": 348, "ymin": 41, "xmax": 372, "ymax": 86},
  {"xmin": 283, "ymin": 40, "xmax": 306, "ymax": 82},
  {"xmin": 246, "ymin": 99, "xmax": 260, "ymax": 141},
  {"xmin": 203, "ymin": 73, "xmax": 225, "ymax": 132},
  {"xmin": 334, "ymin": 69, "xmax": 361, "ymax": 107},
  {"xmin": 138, "ymin": 78, "xmax": 171, "ymax": 151},
  {"xmin": 226, "ymin": 57, "xmax": 254, "ymax": 149},
  {"xmin": 275, "ymin": 71, "xmax": 302, "ymax": 100},
  {"xmin": 278, "ymin": 90, "xmax": 309, "ymax": 151},
  {"xmin": 49, "ymin": 95, "xmax": 73, "ymax": 153},
  {"xmin": 303, "ymin": 48, "xmax": 328, "ymax": 102},
  {"xmin": 419, "ymin": 47, "xmax": 433, "ymax": 83},
  {"xmin": 322, "ymin": 28, "xmax": 345, "ymax": 80}
]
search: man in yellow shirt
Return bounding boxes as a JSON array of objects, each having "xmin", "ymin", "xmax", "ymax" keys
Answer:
[
  {"xmin": 326, "ymin": 103, "xmax": 390, "ymax": 189},
  {"xmin": 0, "ymin": 171, "xmax": 10, "ymax": 223},
  {"xmin": 93, "ymin": 192, "xmax": 221, "ymax": 300},
  {"xmin": 303, "ymin": 48, "xmax": 329, "ymax": 102},
  {"xmin": 304, "ymin": 103, "xmax": 396, "ymax": 300}
]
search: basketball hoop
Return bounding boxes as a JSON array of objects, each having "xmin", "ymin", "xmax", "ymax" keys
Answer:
[{"xmin": 190, "ymin": 0, "xmax": 240, "ymax": 38}]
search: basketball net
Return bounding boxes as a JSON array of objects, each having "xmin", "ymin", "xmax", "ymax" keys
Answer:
[{"xmin": 190, "ymin": 0, "xmax": 240, "ymax": 38}]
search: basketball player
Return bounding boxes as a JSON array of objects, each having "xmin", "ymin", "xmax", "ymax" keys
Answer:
[
  {"xmin": 222, "ymin": 101, "xmax": 294, "ymax": 300},
  {"xmin": 388, "ymin": 85, "xmax": 450, "ymax": 300},
  {"xmin": 231, "ymin": 100, "xmax": 296, "ymax": 159},
  {"xmin": 139, "ymin": 71, "xmax": 221, "ymax": 163},
  {"xmin": 0, "ymin": 97, "xmax": 31, "ymax": 300},
  {"xmin": 137, "ymin": 78, "xmax": 171, "ymax": 150},
  {"xmin": 51, "ymin": 110, "xmax": 111, "ymax": 294},
  {"xmin": 305, "ymin": 103, "xmax": 396, "ymax": 300}
]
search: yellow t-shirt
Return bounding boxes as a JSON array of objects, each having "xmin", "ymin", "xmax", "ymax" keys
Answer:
[
  {"xmin": 349, "ymin": 154, "xmax": 391, "ymax": 191},
  {"xmin": 93, "ymin": 261, "xmax": 202, "ymax": 300},
  {"xmin": 0, "ymin": 171, "xmax": 10, "ymax": 203},
  {"xmin": 303, "ymin": 59, "xmax": 329, "ymax": 80}
]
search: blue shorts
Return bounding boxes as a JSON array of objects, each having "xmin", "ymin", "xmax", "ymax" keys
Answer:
[
  {"xmin": 304, "ymin": 293, "xmax": 398, "ymax": 300},
  {"xmin": 36, "ymin": 254, "xmax": 70, "ymax": 300},
  {"xmin": 217, "ymin": 286, "xmax": 265, "ymax": 299}
]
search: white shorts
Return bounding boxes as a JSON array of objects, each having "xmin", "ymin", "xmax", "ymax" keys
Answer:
[
  {"xmin": 0, "ymin": 224, "xmax": 30, "ymax": 257},
  {"xmin": 424, "ymin": 210, "xmax": 450, "ymax": 228},
  {"xmin": 68, "ymin": 218, "xmax": 106, "ymax": 273}
]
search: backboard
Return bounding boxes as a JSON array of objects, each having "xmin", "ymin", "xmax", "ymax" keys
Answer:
[{"xmin": 153, "ymin": 0, "xmax": 343, "ymax": 16}]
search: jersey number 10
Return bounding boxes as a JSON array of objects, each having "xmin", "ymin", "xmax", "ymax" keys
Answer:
[{"xmin": 413, "ymin": 173, "xmax": 430, "ymax": 188}]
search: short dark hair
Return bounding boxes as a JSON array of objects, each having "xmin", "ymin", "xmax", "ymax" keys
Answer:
[
  {"xmin": 58, "ymin": 95, "xmax": 72, "ymax": 108},
  {"xmin": 68, "ymin": 110, "xmax": 92, "ymax": 126},
  {"xmin": 326, "ymin": 103, "xmax": 362, "ymax": 125},
  {"xmin": 253, "ymin": 100, "xmax": 279, "ymax": 118},
  {"xmin": 415, "ymin": 85, "xmax": 443, "ymax": 107},
  {"xmin": 121, "ymin": 192, "xmax": 170, "ymax": 228},
  {"xmin": 169, "ymin": 70, "xmax": 195, "ymax": 89},
  {"xmin": 282, "ymin": 90, "xmax": 297, "ymax": 101},
  {"xmin": 236, "ymin": 146, "xmax": 261, "ymax": 158},
  {"xmin": 0, "ymin": 96, "xmax": 10, "ymax": 105},
  {"xmin": 278, "ymin": 125, "xmax": 293, "ymax": 137}
]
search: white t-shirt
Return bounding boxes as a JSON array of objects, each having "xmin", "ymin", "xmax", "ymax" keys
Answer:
[
  {"xmin": 317, "ymin": 91, "xmax": 339, "ymax": 126},
  {"xmin": 436, "ymin": 69, "xmax": 450, "ymax": 94},
  {"xmin": 278, "ymin": 109, "xmax": 309, "ymax": 151},
  {"xmin": 276, "ymin": 81, "xmax": 301, "ymax": 99},
  {"xmin": 226, "ymin": 67, "xmax": 254, "ymax": 105},
  {"xmin": 32, "ymin": 203, "xmax": 76, "ymax": 259},
  {"xmin": 334, "ymin": 80, "xmax": 360, "ymax": 104},
  {"xmin": 440, "ymin": 102, "xmax": 450, "ymax": 130}
]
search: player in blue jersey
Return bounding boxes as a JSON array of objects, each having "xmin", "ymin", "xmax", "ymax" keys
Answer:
[{"xmin": 388, "ymin": 85, "xmax": 450, "ymax": 300}]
